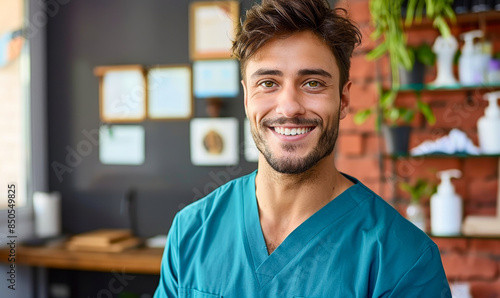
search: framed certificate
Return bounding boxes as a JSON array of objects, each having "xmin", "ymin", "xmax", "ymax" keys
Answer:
[
  {"xmin": 147, "ymin": 65, "xmax": 192, "ymax": 120},
  {"xmin": 94, "ymin": 65, "xmax": 147, "ymax": 123},
  {"xmin": 189, "ymin": 1, "xmax": 240, "ymax": 60}
]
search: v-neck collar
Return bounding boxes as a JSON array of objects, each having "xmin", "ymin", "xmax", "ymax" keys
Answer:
[{"xmin": 241, "ymin": 170, "xmax": 362, "ymax": 288}]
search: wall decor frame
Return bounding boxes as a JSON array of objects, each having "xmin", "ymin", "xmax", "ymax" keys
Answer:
[
  {"xmin": 189, "ymin": 1, "xmax": 239, "ymax": 60},
  {"xmin": 193, "ymin": 59, "xmax": 239, "ymax": 98},
  {"xmin": 147, "ymin": 65, "xmax": 193, "ymax": 120},
  {"xmin": 244, "ymin": 119, "xmax": 259, "ymax": 162},
  {"xmin": 99, "ymin": 124, "xmax": 145, "ymax": 165},
  {"xmin": 94, "ymin": 65, "xmax": 147, "ymax": 123},
  {"xmin": 190, "ymin": 117, "xmax": 239, "ymax": 166}
]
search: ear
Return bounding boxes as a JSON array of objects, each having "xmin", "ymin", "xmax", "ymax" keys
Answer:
[
  {"xmin": 339, "ymin": 81, "xmax": 351, "ymax": 120},
  {"xmin": 241, "ymin": 79, "xmax": 249, "ymax": 118}
]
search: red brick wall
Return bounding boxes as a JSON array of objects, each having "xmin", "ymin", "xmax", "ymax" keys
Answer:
[{"xmin": 336, "ymin": 0, "xmax": 500, "ymax": 295}]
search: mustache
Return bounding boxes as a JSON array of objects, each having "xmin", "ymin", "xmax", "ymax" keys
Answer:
[{"xmin": 261, "ymin": 117, "xmax": 321, "ymax": 126}]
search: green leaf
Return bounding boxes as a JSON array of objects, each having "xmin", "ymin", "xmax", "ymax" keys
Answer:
[
  {"xmin": 444, "ymin": 5, "xmax": 456, "ymax": 21},
  {"xmin": 399, "ymin": 178, "xmax": 436, "ymax": 203},
  {"xmin": 426, "ymin": 0, "xmax": 435, "ymax": 17},
  {"xmin": 417, "ymin": 99, "xmax": 436, "ymax": 125},
  {"xmin": 415, "ymin": 44, "xmax": 436, "ymax": 66},
  {"xmin": 380, "ymin": 90, "xmax": 397, "ymax": 108},
  {"xmin": 366, "ymin": 41, "xmax": 389, "ymax": 60},
  {"xmin": 433, "ymin": 16, "xmax": 451, "ymax": 38},
  {"xmin": 397, "ymin": 43, "xmax": 412, "ymax": 70},
  {"xmin": 354, "ymin": 109, "xmax": 373, "ymax": 125},
  {"xmin": 415, "ymin": 0, "xmax": 425, "ymax": 23},
  {"xmin": 400, "ymin": 108, "xmax": 415, "ymax": 123},
  {"xmin": 405, "ymin": 0, "xmax": 418, "ymax": 27},
  {"xmin": 385, "ymin": 108, "xmax": 400, "ymax": 123}
]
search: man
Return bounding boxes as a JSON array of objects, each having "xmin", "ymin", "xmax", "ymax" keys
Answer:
[{"xmin": 154, "ymin": 0, "xmax": 451, "ymax": 297}]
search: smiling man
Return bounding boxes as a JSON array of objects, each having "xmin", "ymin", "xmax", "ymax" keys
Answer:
[{"xmin": 154, "ymin": 0, "xmax": 451, "ymax": 297}]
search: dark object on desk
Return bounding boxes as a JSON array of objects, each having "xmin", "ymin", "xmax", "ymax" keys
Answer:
[
  {"xmin": 121, "ymin": 188, "xmax": 139, "ymax": 237},
  {"xmin": 21, "ymin": 235, "xmax": 68, "ymax": 247}
]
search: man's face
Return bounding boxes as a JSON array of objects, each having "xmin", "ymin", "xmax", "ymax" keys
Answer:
[{"xmin": 242, "ymin": 30, "xmax": 350, "ymax": 174}]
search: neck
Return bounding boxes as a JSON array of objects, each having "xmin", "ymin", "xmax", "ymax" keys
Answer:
[
  {"xmin": 255, "ymin": 153, "xmax": 353, "ymax": 254},
  {"xmin": 256, "ymin": 153, "xmax": 350, "ymax": 209}
]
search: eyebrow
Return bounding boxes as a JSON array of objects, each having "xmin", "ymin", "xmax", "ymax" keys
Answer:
[
  {"xmin": 298, "ymin": 68, "xmax": 333, "ymax": 78},
  {"xmin": 250, "ymin": 69, "xmax": 283, "ymax": 79},
  {"xmin": 250, "ymin": 68, "xmax": 333, "ymax": 80}
]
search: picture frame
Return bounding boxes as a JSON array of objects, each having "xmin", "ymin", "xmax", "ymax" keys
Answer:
[
  {"xmin": 193, "ymin": 59, "xmax": 239, "ymax": 98},
  {"xmin": 99, "ymin": 125, "xmax": 145, "ymax": 165},
  {"xmin": 147, "ymin": 65, "xmax": 193, "ymax": 120},
  {"xmin": 190, "ymin": 117, "xmax": 239, "ymax": 166},
  {"xmin": 244, "ymin": 119, "xmax": 259, "ymax": 162},
  {"xmin": 94, "ymin": 65, "xmax": 147, "ymax": 123},
  {"xmin": 189, "ymin": 1, "xmax": 239, "ymax": 60}
]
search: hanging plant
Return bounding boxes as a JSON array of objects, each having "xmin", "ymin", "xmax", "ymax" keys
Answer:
[
  {"xmin": 367, "ymin": 0, "xmax": 456, "ymax": 89},
  {"xmin": 355, "ymin": 0, "xmax": 454, "ymax": 128}
]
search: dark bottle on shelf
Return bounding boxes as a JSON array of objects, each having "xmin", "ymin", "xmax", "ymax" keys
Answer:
[
  {"xmin": 471, "ymin": 0, "xmax": 492, "ymax": 12},
  {"xmin": 495, "ymin": 0, "xmax": 500, "ymax": 10},
  {"xmin": 454, "ymin": 0, "xmax": 470, "ymax": 13}
]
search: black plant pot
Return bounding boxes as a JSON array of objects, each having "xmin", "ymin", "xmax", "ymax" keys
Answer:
[
  {"xmin": 382, "ymin": 125, "xmax": 412, "ymax": 155},
  {"xmin": 399, "ymin": 61, "xmax": 426, "ymax": 88}
]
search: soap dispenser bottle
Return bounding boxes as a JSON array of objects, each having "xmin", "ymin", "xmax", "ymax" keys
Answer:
[
  {"xmin": 478, "ymin": 91, "xmax": 500, "ymax": 154},
  {"xmin": 431, "ymin": 169, "xmax": 463, "ymax": 236},
  {"xmin": 459, "ymin": 30, "xmax": 483, "ymax": 85}
]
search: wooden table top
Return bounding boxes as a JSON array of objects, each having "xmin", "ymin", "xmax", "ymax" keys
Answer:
[{"xmin": 0, "ymin": 242, "xmax": 163, "ymax": 274}]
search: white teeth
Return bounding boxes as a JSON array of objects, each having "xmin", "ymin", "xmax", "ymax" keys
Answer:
[{"xmin": 274, "ymin": 127, "xmax": 312, "ymax": 136}]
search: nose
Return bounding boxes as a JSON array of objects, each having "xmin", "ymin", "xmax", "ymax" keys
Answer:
[{"xmin": 275, "ymin": 85, "xmax": 306, "ymax": 118}]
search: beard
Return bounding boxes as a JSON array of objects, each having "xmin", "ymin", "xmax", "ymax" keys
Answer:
[{"xmin": 250, "ymin": 114, "xmax": 340, "ymax": 175}]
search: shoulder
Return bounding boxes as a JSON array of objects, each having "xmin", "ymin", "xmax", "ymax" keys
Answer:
[
  {"xmin": 345, "ymin": 175, "xmax": 437, "ymax": 256},
  {"xmin": 343, "ymin": 176, "xmax": 448, "ymax": 294}
]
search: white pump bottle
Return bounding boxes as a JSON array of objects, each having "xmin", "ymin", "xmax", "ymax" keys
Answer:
[
  {"xmin": 459, "ymin": 30, "xmax": 483, "ymax": 85},
  {"xmin": 430, "ymin": 169, "xmax": 463, "ymax": 236},
  {"xmin": 478, "ymin": 91, "xmax": 500, "ymax": 154}
]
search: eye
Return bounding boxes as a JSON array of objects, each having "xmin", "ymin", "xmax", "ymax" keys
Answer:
[
  {"xmin": 305, "ymin": 81, "xmax": 321, "ymax": 88},
  {"xmin": 260, "ymin": 81, "xmax": 276, "ymax": 88}
]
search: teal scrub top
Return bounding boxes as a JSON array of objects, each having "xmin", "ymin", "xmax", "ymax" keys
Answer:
[{"xmin": 154, "ymin": 171, "xmax": 451, "ymax": 297}]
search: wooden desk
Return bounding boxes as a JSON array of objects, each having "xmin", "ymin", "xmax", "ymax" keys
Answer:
[{"xmin": 0, "ymin": 243, "xmax": 163, "ymax": 274}]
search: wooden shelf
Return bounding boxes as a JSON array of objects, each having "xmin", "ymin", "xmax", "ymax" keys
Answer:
[
  {"xmin": 406, "ymin": 10, "xmax": 500, "ymax": 29},
  {"xmin": 0, "ymin": 242, "xmax": 163, "ymax": 274},
  {"xmin": 430, "ymin": 234, "xmax": 500, "ymax": 239},
  {"xmin": 454, "ymin": 10, "xmax": 500, "ymax": 24},
  {"xmin": 395, "ymin": 82, "xmax": 500, "ymax": 93},
  {"xmin": 386, "ymin": 153, "xmax": 500, "ymax": 159}
]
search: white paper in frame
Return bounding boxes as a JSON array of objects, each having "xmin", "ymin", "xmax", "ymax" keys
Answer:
[
  {"xmin": 147, "ymin": 65, "xmax": 193, "ymax": 120},
  {"xmin": 193, "ymin": 59, "xmax": 239, "ymax": 98},
  {"xmin": 190, "ymin": 1, "xmax": 239, "ymax": 60},
  {"xmin": 94, "ymin": 65, "xmax": 147, "ymax": 123},
  {"xmin": 99, "ymin": 125, "xmax": 145, "ymax": 165}
]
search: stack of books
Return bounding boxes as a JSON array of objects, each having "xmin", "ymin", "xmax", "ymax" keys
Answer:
[{"xmin": 66, "ymin": 229, "xmax": 141, "ymax": 252}]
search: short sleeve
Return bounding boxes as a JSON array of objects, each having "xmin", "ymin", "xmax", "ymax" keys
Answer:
[
  {"xmin": 154, "ymin": 214, "xmax": 180, "ymax": 298},
  {"xmin": 388, "ymin": 245, "xmax": 451, "ymax": 298}
]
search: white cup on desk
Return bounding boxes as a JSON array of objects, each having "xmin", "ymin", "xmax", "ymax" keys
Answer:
[{"xmin": 33, "ymin": 191, "xmax": 61, "ymax": 238}]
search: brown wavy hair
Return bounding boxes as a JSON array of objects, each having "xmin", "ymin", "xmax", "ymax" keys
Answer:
[{"xmin": 232, "ymin": 0, "xmax": 362, "ymax": 91}]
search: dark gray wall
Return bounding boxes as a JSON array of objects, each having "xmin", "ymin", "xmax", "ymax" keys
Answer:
[{"xmin": 47, "ymin": 0, "xmax": 258, "ymax": 238}]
